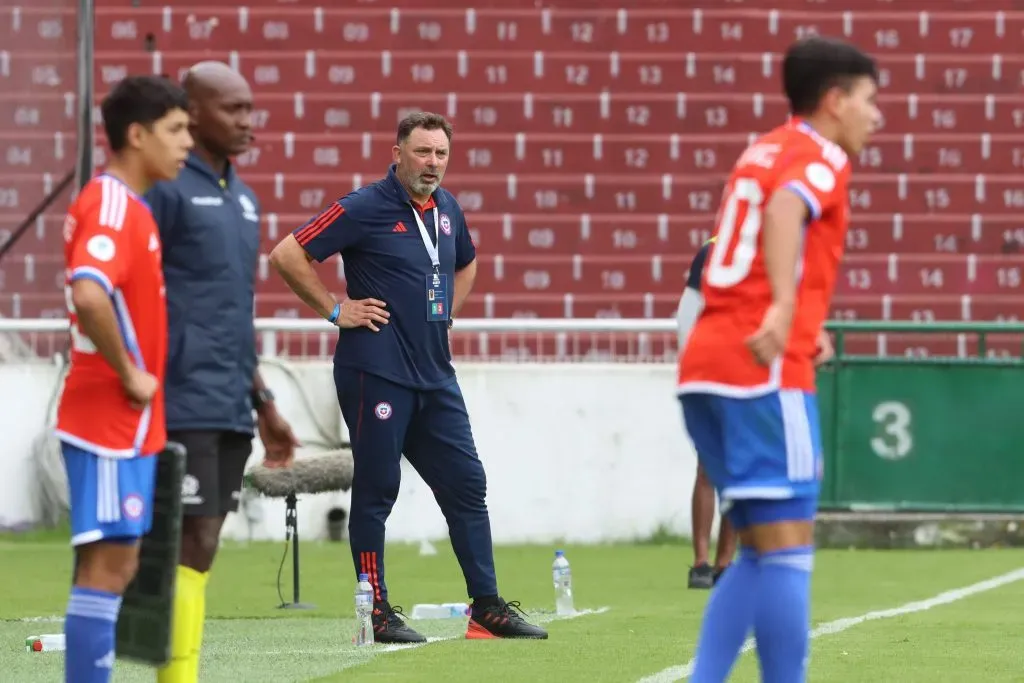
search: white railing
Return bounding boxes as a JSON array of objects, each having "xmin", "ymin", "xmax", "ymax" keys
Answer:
[
  {"xmin": 0, "ymin": 318, "xmax": 677, "ymax": 333},
  {"xmin": 0, "ymin": 317, "xmax": 680, "ymax": 362}
]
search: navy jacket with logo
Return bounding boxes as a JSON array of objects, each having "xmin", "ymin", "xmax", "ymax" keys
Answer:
[
  {"xmin": 146, "ymin": 153, "xmax": 261, "ymax": 434},
  {"xmin": 294, "ymin": 164, "xmax": 476, "ymax": 390}
]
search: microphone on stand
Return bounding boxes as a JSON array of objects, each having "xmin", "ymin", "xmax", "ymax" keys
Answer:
[{"xmin": 244, "ymin": 450, "xmax": 354, "ymax": 610}]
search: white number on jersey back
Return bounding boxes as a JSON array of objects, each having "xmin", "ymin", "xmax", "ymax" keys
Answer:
[{"xmin": 705, "ymin": 178, "xmax": 765, "ymax": 288}]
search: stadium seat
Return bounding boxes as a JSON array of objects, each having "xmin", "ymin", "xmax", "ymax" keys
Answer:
[
  {"xmin": 0, "ymin": 94, "xmax": 76, "ymax": 134},
  {"xmin": 5, "ymin": 1, "xmax": 1024, "ymax": 359},
  {"xmin": 75, "ymin": 129, "xmax": 1012, "ymax": 180},
  {"xmin": 0, "ymin": 4, "xmax": 77, "ymax": 275},
  {"xmin": 0, "ymin": 173, "xmax": 69, "ymax": 215},
  {"xmin": 60, "ymin": 90, "xmax": 1007, "ymax": 138},
  {"xmin": 88, "ymin": 7, "xmax": 1024, "ymax": 57},
  {"xmin": 220, "ymin": 171, "xmax": 1022, "ymax": 216},
  {"xmin": 0, "ymin": 292, "xmax": 65, "ymax": 319}
]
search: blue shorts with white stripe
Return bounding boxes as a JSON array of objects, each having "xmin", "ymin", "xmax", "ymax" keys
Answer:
[
  {"xmin": 680, "ymin": 389, "xmax": 822, "ymax": 529},
  {"xmin": 62, "ymin": 442, "xmax": 157, "ymax": 547}
]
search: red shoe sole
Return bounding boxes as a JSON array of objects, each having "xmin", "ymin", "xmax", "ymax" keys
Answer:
[{"xmin": 465, "ymin": 619, "xmax": 499, "ymax": 640}]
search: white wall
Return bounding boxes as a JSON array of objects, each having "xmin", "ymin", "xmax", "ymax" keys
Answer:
[
  {"xmin": 0, "ymin": 364, "xmax": 60, "ymax": 529},
  {"xmin": 2, "ymin": 361, "xmax": 707, "ymax": 544}
]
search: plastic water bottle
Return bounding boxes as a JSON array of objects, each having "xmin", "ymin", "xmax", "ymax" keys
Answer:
[
  {"xmin": 552, "ymin": 550, "xmax": 575, "ymax": 616},
  {"xmin": 410, "ymin": 602, "xmax": 471, "ymax": 619},
  {"xmin": 25, "ymin": 634, "xmax": 65, "ymax": 652},
  {"xmin": 354, "ymin": 573, "xmax": 374, "ymax": 646}
]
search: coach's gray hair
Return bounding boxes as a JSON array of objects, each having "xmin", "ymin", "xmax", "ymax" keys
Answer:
[{"xmin": 396, "ymin": 112, "xmax": 454, "ymax": 145}]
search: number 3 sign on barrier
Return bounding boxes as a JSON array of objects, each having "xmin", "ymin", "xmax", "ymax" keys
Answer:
[
  {"xmin": 820, "ymin": 363, "xmax": 1024, "ymax": 512},
  {"xmin": 871, "ymin": 401, "xmax": 913, "ymax": 460}
]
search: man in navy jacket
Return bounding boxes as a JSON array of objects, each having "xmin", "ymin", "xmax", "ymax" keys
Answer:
[
  {"xmin": 270, "ymin": 112, "xmax": 547, "ymax": 643},
  {"xmin": 147, "ymin": 62, "xmax": 298, "ymax": 680}
]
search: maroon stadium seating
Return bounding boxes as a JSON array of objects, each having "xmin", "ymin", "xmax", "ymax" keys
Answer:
[{"xmin": 3, "ymin": 0, "xmax": 1024, "ymax": 358}]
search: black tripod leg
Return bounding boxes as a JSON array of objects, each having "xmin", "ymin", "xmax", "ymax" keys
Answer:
[{"xmin": 278, "ymin": 493, "xmax": 314, "ymax": 610}]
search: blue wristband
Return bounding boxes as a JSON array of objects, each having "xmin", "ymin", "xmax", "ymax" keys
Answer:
[{"xmin": 328, "ymin": 302, "xmax": 341, "ymax": 324}]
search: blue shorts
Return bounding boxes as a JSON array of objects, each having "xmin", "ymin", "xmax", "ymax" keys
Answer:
[
  {"xmin": 680, "ymin": 390, "xmax": 823, "ymax": 529},
  {"xmin": 62, "ymin": 442, "xmax": 158, "ymax": 547}
]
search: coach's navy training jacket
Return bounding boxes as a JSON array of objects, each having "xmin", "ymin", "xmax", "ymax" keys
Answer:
[
  {"xmin": 294, "ymin": 164, "xmax": 477, "ymax": 390},
  {"xmin": 146, "ymin": 152, "xmax": 261, "ymax": 434}
]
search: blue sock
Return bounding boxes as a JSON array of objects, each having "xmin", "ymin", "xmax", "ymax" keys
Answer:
[
  {"xmin": 64, "ymin": 586, "xmax": 122, "ymax": 683},
  {"xmin": 754, "ymin": 546, "xmax": 813, "ymax": 683},
  {"xmin": 690, "ymin": 547, "xmax": 758, "ymax": 682}
]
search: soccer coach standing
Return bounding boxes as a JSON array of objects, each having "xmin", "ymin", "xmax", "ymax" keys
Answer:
[
  {"xmin": 146, "ymin": 62, "xmax": 299, "ymax": 682},
  {"xmin": 269, "ymin": 112, "xmax": 547, "ymax": 643}
]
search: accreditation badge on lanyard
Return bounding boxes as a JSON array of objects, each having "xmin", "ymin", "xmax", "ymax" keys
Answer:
[{"xmin": 411, "ymin": 203, "xmax": 449, "ymax": 322}]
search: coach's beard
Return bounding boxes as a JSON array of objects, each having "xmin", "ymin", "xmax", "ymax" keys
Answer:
[{"xmin": 410, "ymin": 170, "xmax": 443, "ymax": 197}]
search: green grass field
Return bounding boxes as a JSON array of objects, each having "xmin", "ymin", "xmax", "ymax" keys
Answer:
[{"xmin": 4, "ymin": 527, "xmax": 1024, "ymax": 682}]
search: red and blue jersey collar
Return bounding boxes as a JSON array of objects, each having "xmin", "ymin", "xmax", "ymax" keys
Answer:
[{"xmin": 786, "ymin": 116, "xmax": 817, "ymax": 135}]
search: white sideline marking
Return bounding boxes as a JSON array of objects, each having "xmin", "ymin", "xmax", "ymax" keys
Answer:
[
  {"xmin": 248, "ymin": 607, "xmax": 611, "ymax": 657},
  {"xmin": 14, "ymin": 607, "xmax": 612, "ymax": 658},
  {"xmin": 637, "ymin": 567, "xmax": 1024, "ymax": 683},
  {"xmin": 13, "ymin": 607, "xmax": 610, "ymax": 625},
  {"xmin": 368, "ymin": 606, "xmax": 611, "ymax": 655}
]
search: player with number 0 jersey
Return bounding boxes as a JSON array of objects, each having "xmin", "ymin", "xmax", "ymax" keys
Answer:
[
  {"xmin": 676, "ymin": 37, "xmax": 880, "ymax": 683},
  {"xmin": 679, "ymin": 126, "xmax": 853, "ymax": 400}
]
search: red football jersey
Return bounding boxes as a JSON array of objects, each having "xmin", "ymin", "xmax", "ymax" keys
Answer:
[
  {"xmin": 56, "ymin": 174, "xmax": 168, "ymax": 457},
  {"xmin": 678, "ymin": 120, "xmax": 852, "ymax": 396}
]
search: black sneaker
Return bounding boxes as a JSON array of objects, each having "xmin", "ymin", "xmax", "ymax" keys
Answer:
[
  {"xmin": 372, "ymin": 601, "xmax": 426, "ymax": 644},
  {"xmin": 466, "ymin": 598, "xmax": 548, "ymax": 640},
  {"xmin": 713, "ymin": 565, "xmax": 730, "ymax": 586},
  {"xmin": 688, "ymin": 563, "xmax": 715, "ymax": 589}
]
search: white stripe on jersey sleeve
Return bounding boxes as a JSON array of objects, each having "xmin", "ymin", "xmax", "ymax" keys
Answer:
[
  {"xmin": 98, "ymin": 176, "xmax": 128, "ymax": 230},
  {"xmin": 112, "ymin": 288, "xmax": 145, "ymax": 371},
  {"xmin": 782, "ymin": 179, "xmax": 822, "ymax": 221},
  {"xmin": 70, "ymin": 265, "xmax": 114, "ymax": 294}
]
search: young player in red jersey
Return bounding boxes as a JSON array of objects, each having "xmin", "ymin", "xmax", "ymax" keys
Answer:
[
  {"xmin": 56, "ymin": 76, "xmax": 192, "ymax": 683},
  {"xmin": 677, "ymin": 37, "xmax": 880, "ymax": 682}
]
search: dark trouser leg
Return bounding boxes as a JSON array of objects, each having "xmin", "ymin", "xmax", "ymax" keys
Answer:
[
  {"xmin": 403, "ymin": 380, "xmax": 498, "ymax": 599},
  {"xmin": 692, "ymin": 463, "xmax": 715, "ymax": 566},
  {"xmin": 170, "ymin": 430, "xmax": 252, "ymax": 573},
  {"xmin": 714, "ymin": 512, "xmax": 738, "ymax": 570},
  {"xmin": 335, "ymin": 367, "xmax": 414, "ymax": 603}
]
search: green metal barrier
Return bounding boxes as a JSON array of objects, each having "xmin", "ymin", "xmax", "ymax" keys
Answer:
[{"xmin": 818, "ymin": 321, "xmax": 1024, "ymax": 512}]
